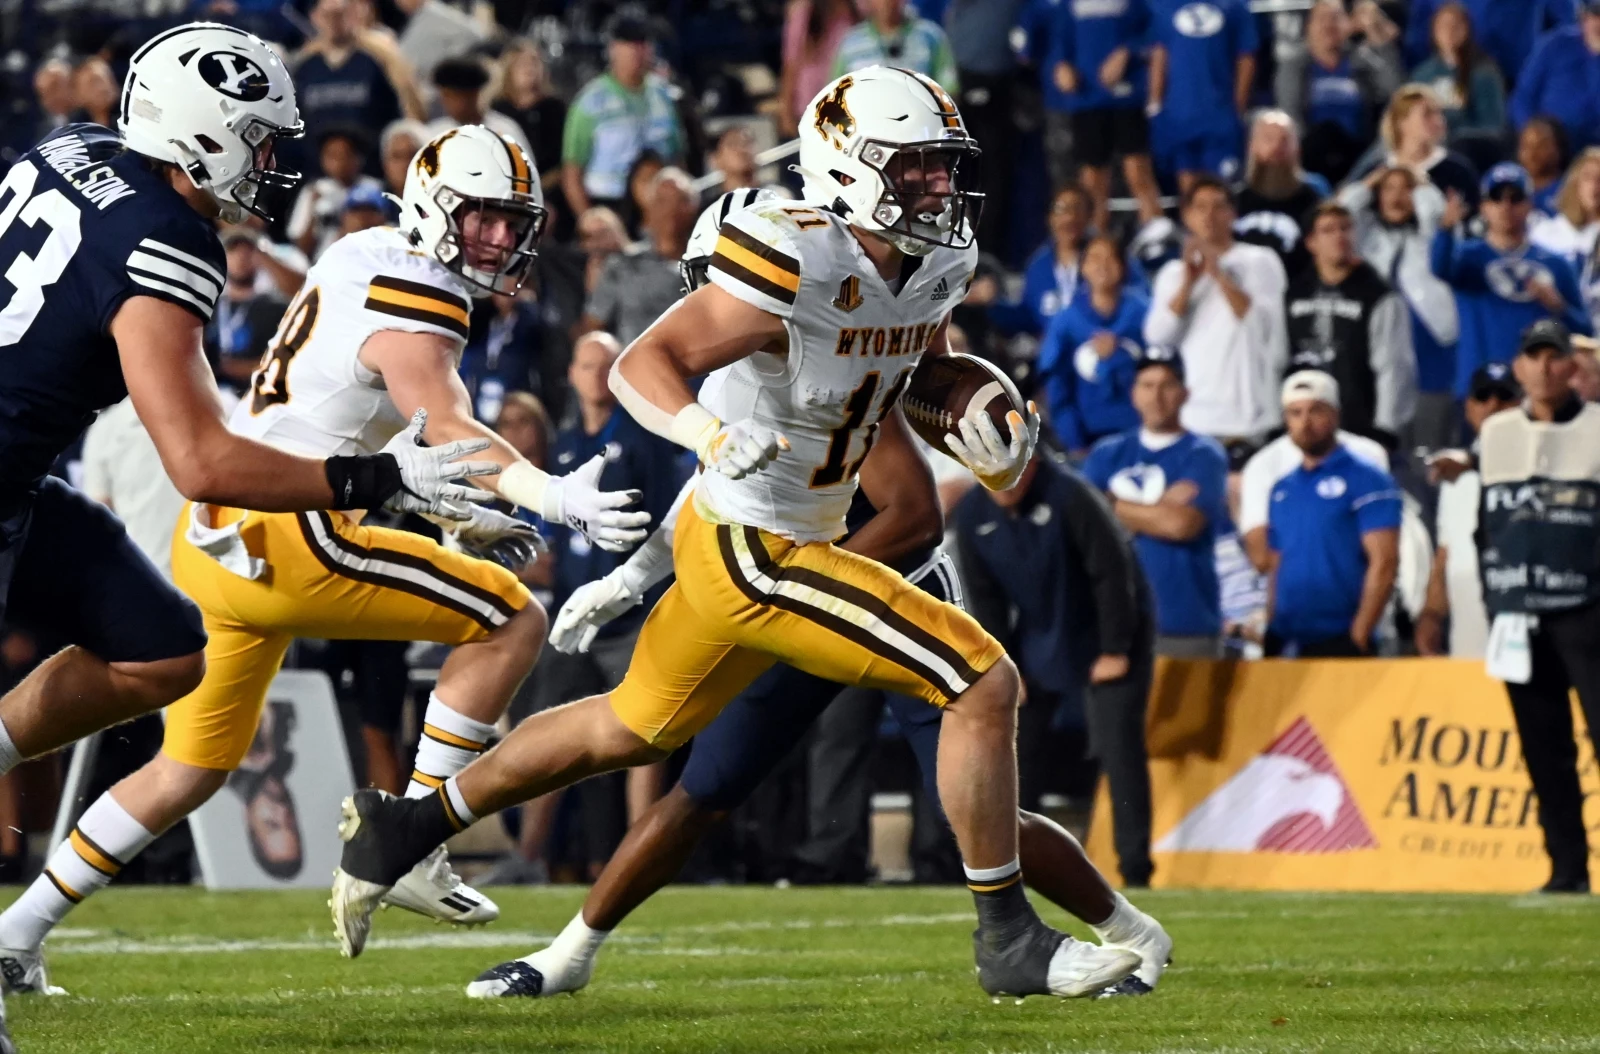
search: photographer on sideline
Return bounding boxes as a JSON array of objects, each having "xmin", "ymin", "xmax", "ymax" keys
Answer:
[{"xmin": 1477, "ymin": 320, "xmax": 1600, "ymax": 894}]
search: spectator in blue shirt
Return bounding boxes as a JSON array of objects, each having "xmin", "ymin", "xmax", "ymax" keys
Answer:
[
  {"xmin": 1266, "ymin": 370, "xmax": 1402, "ymax": 657},
  {"xmin": 1510, "ymin": 6, "xmax": 1600, "ymax": 153},
  {"xmin": 1148, "ymin": 0, "xmax": 1258, "ymax": 190},
  {"xmin": 1519, "ymin": 116, "xmax": 1572, "ymax": 217},
  {"xmin": 978, "ymin": 184, "xmax": 1093, "ymax": 337},
  {"xmin": 1433, "ymin": 163, "xmax": 1593, "ymax": 397},
  {"xmin": 1015, "ymin": 0, "xmax": 1083, "ymax": 193},
  {"xmin": 1047, "ymin": 0, "xmax": 1164, "ymax": 232},
  {"xmin": 1083, "ymin": 348, "xmax": 1230, "ymax": 657},
  {"xmin": 1404, "ymin": 0, "xmax": 1577, "ymax": 88},
  {"xmin": 460, "ymin": 293, "xmax": 550, "ymax": 426},
  {"xmin": 1037, "ymin": 236, "xmax": 1148, "ymax": 453}
]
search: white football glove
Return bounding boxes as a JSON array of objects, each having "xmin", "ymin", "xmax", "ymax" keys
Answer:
[
  {"xmin": 543, "ymin": 453, "xmax": 652, "ymax": 552},
  {"xmin": 702, "ymin": 420, "xmax": 789, "ymax": 480},
  {"xmin": 381, "ymin": 409, "xmax": 500, "ymax": 520},
  {"xmin": 549, "ymin": 571, "xmax": 647, "ymax": 654},
  {"xmin": 453, "ymin": 505, "xmax": 547, "ymax": 571},
  {"xmin": 943, "ymin": 401, "xmax": 1042, "ymax": 491}
]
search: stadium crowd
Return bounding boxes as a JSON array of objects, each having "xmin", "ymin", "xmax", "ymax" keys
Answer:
[{"xmin": 0, "ymin": 0, "xmax": 1598, "ymax": 889}]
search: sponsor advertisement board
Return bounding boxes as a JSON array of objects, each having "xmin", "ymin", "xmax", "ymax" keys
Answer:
[{"xmin": 1086, "ymin": 658, "xmax": 1596, "ymax": 891}]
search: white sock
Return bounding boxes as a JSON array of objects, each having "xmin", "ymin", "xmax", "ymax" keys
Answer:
[
  {"xmin": 0, "ymin": 794, "xmax": 154, "ymax": 950},
  {"xmin": 0, "ymin": 717, "xmax": 22, "ymax": 778},
  {"xmin": 1090, "ymin": 892, "xmax": 1146, "ymax": 944},
  {"xmin": 531, "ymin": 911, "xmax": 610, "ymax": 968},
  {"xmin": 406, "ymin": 694, "xmax": 494, "ymax": 799}
]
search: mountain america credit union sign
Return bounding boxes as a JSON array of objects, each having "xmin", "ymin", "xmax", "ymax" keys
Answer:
[{"xmin": 1086, "ymin": 658, "xmax": 1596, "ymax": 892}]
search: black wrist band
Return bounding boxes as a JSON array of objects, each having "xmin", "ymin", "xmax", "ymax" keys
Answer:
[{"xmin": 325, "ymin": 454, "xmax": 405, "ymax": 510}]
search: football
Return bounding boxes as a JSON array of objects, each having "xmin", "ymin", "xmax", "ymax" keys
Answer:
[{"xmin": 902, "ymin": 352, "xmax": 1027, "ymax": 459}]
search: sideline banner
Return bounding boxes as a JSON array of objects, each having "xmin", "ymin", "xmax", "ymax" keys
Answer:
[
  {"xmin": 1085, "ymin": 658, "xmax": 1596, "ymax": 892},
  {"xmin": 189, "ymin": 670, "xmax": 356, "ymax": 890}
]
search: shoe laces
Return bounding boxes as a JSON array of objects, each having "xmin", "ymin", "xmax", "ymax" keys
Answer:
[{"xmin": 422, "ymin": 847, "xmax": 462, "ymax": 892}]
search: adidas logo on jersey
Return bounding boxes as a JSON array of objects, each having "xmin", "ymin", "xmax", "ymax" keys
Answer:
[{"xmin": 930, "ymin": 277, "xmax": 951, "ymax": 302}]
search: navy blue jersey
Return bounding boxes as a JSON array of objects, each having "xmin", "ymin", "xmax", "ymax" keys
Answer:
[{"xmin": 0, "ymin": 124, "xmax": 226, "ymax": 491}]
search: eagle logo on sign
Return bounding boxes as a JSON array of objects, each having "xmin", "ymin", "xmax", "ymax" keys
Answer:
[{"xmin": 815, "ymin": 77, "xmax": 856, "ymax": 150}]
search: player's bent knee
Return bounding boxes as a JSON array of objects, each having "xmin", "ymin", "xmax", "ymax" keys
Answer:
[
  {"xmin": 948, "ymin": 655, "xmax": 1020, "ymax": 719},
  {"xmin": 110, "ymin": 650, "xmax": 207, "ymax": 713},
  {"xmin": 492, "ymin": 601, "xmax": 549, "ymax": 662}
]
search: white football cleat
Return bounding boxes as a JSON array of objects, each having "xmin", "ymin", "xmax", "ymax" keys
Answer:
[
  {"xmin": 1046, "ymin": 938, "xmax": 1141, "ymax": 998},
  {"xmin": 0, "ymin": 945, "xmax": 65, "ymax": 996},
  {"xmin": 381, "ymin": 847, "xmax": 498, "ymax": 926},
  {"xmin": 1097, "ymin": 913, "xmax": 1174, "ymax": 996},
  {"xmin": 466, "ymin": 944, "xmax": 593, "ymax": 999}
]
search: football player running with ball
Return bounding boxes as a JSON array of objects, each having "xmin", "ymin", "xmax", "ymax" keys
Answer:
[
  {"xmin": 0, "ymin": 119, "xmax": 650, "ymax": 998},
  {"xmin": 332, "ymin": 66, "xmax": 1139, "ymax": 1000},
  {"xmin": 462, "ymin": 187, "xmax": 1171, "ymax": 1002}
]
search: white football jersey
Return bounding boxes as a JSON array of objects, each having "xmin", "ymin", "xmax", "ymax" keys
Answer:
[
  {"xmin": 230, "ymin": 227, "xmax": 474, "ymax": 457},
  {"xmin": 695, "ymin": 200, "xmax": 976, "ymax": 541}
]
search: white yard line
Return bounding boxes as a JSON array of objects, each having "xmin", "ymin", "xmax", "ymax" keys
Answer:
[{"xmin": 44, "ymin": 912, "xmax": 979, "ymax": 957}]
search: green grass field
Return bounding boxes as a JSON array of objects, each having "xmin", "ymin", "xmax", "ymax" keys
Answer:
[{"xmin": 6, "ymin": 885, "xmax": 1599, "ymax": 1053}]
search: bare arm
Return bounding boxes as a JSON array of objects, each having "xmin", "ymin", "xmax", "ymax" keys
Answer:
[
  {"xmin": 844, "ymin": 407, "xmax": 943, "ymax": 566},
  {"xmin": 114, "ymin": 297, "xmax": 337, "ymax": 509},
  {"xmin": 1112, "ymin": 495, "xmax": 1206, "ymax": 542},
  {"xmin": 1234, "ymin": 53, "xmax": 1256, "ymax": 116},
  {"xmin": 360, "ymin": 329, "xmax": 532, "ymax": 486},
  {"xmin": 1148, "ymin": 44, "xmax": 1167, "ymax": 110},
  {"xmin": 611, "ymin": 284, "xmax": 788, "ymax": 431},
  {"xmin": 1243, "ymin": 524, "xmax": 1272, "ymax": 574},
  {"xmin": 1351, "ymin": 527, "xmax": 1400, "ymax": 650},
  {"xmin": 562, "ymin": 162, "xmax": 591, "ymax": 219},
  {"xmin": 1415, "ymin": 544, "xmax": 1449, "ymax": 656}
]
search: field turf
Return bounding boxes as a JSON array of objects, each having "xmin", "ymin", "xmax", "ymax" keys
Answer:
[{"xmin": 7, "ymin": 885, "xmax": 1599, "ymax": 1053}]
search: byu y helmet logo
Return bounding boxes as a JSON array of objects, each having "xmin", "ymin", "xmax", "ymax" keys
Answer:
[{"xmin": 198, "ymin": 51, "xmax": 271, "ymax": 101}]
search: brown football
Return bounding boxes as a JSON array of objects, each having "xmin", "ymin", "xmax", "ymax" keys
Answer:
[{"xmin": 901, "ymin": 352, "xmax": 1026, "ymax": 460}]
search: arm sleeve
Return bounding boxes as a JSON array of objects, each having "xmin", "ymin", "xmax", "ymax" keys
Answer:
[
  {"xmin": 584, "ymin": 256, "xmax": 622, "ymax": 327},
  {"xmin": 1237, "ymin": 449, "xmax": 1273, "ymax": 534},
  {"xmin": 1508, "ymin": 42, "xmax": 1546, "ymax": 129},
  {"xmin": 1037, "ymin": 312, "xmax": 1084, "ymax": 450},
  {"xmin": 1059, "ymin": 470, "xmax": 1142, "ymax": 655},
  {"xmin": 1234, "ymin": 1, "xmax": 1260, "ymax": 55},
  {"xmin": 1081, "ymin": 442, "xmax": 1113, "ymax": 491},
  {"xmin": 1550, "ymin": 257, "xmax": 1595, "ymax": 335},
  {"xmin": 1430, "ymin": 228, "xmax": 1466, "ymax": 286},
  {"xmin": 1274, "ymin": 51, "xmax": 1308, "ymax": 127},
  {"xmin": 1370, "ymin": 293, "xmax": 1418, "ymax": 434},
  {"xmin": 116, "ymin": 213, "xmax": 226, "ymax": 326},
  {"xmin": 1187, "ymin": 441, "xmax": 1229, "ymax": 529},
  {"xmin": 1142, "ymin": 261, "xmax": 1188, "ymax": 345},
  {"xmin": 1352, "ymin": 472, "xmax": 1404, "ymax": 533},
  {"xmin": 1249, "ymin": 252, "xmax": 1290, "ymax": 377},
  {"xmin": 706, "ymin": 206, "xmax": 803, "ymax": 320},
  {"xmin": 1470, "ymin": 65, "xmax": 1507, "ymax": 134},
  {"xmin": 561, "ymin": 92, "xmax": 596, "ymax": 167}
]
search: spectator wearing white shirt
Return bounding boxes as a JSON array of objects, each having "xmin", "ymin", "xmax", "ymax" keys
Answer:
[
  {"xmin": 286, "ymin": 126, "xmax": 384, "ymax": 262},
  {"xmin": 1145, "ymin": 176, "xmax": 1290, "ymax": 448},
  {"xmin": 1338, "ymin": 164, "xmax": 1461, "ymax": 453},
  {"xmin": 1415, "ymin": 363, "xmax": 1523, "ymax": 658},
  {"xmin": 81, "ymin": 392, "xmax": 239, "ymax": 580}
]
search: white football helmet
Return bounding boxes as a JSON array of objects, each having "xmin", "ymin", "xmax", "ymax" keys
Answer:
[
  {"xmin": 396, "ymin": 125, "xmax": 547, "ymax": 298},
  {"xmin": 119, "ymin": 22, "xmax": 304, "ymax": 223},
  {"xmin": 795, "ymin": 66, "xmax": 982, "ymax": 256},
  {"xmin": 680, "ymin": 186, "xmax": 788, "ymax": 293}
]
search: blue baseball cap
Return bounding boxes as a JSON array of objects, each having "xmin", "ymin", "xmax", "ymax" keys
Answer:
[
  {"xmin": 1134, "ymin": 345, "xmax": 1185, "ymax": 381},
  {"xmin": 343, "ymin": 183, "xmax": 389, "ymax": 214},
  {"xmin": 1482, "ymin": 162, "xmax": 1532, "ymax": 198}
]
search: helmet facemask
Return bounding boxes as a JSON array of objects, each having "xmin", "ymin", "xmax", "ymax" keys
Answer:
[
  {"xmin": 678, "ymin": 256, "xmax": 711, "ymax": 295},
  {"xmin": 431, "ymin": 188, "xmax": 547, "ymax": 297},
  {"xmin": 859, "ymin": 138, "xmax": 984, "ymax": 255},
  {"xmin": 222, "ymin": 115, "xmax": 304, "ymax": 223}
]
